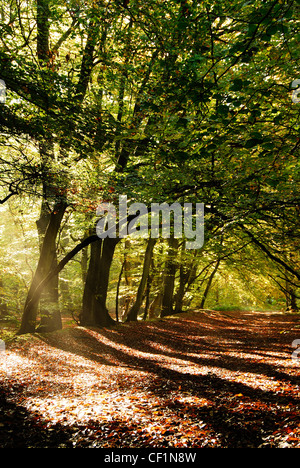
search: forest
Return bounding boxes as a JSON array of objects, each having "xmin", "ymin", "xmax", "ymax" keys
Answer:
[{"xmin": 0, "ymin": 0, "xmax": 299, "ymax": 450}]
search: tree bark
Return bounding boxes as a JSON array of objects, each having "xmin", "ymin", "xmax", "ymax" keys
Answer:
[
  {"xmin": 81, "ymin": 237, "xmax": 119, "ymax": 327},
  {"xmin": 93, "ymin": 237, "xmax": 119, "ymax": 327},
  {"xmin": 241, "ymin": 225, "xmax": 300, "ymax": 281},
  {"xmin": 115, "ymin": 260, "xmax": 125, "ymax": 322},
  {"xmin": 81, "ymin": 236, "xmax": 102, "ymax": 325},
  {"xmin": 161, "ymin": 238, "xmax": 179, "ymax": 318},
  {"xmin": 23, "ymin": 2, "xmax": 62, "ymax": 333},
  {"xmin": 174, "ymin": 263, "xmax": 188, "ymax": 315},
  {"xmin": 37, "ymin": 0, "xmax": 50, "ymax": 63},
  {"xmin": 200, "ymin": 259, "xmax": 221, "ymax": 309},
  {"xmin": 17, "ymin": 234, "xmax": 102, "ymax": 334},
  {"xmin": 286, "ymin": 288, "xmax": 299, "ymax": 312},
  {"xmin": 285, "ymin": 273, "xmax": 299, "ymax": 312},
  {"xmin": 18, "ymin": 203, "xmax": 67, "ymax": 334},
  {"xmin": 126, "ymin": 238, "xmax": 156, "ymax": 322},
  {"xmin": 34, "ymin": 138, "xmax": 65, "ymax": 332}
]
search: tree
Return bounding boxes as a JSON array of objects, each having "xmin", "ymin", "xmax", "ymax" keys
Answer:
[
  {"xmin": 81, "ymin": 237, "xmax": 119, "ymax": 327},
  {"xmin": 126, "ymin": 238, "xmax": 156, "ymax": 322},
  {"xmin": 0, "ymin": 0, "xmax": 299, "ymax": 333}
]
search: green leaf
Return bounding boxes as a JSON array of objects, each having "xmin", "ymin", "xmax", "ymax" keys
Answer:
[
  {"xmin": 217, "ymin": 105, "xmax": 230, "ymax": 116},
  {"xmin": 245, "ymin": 138, "xmax": 263, "ymax": 149},
  {"xmin": 230, "ymin": 79, "xmax": 244, "ymax": 91},
  {"xmin": 176, "ymin": 117, "xmax": 189, "ymax": 129},
  {"xmin": 247, "ymin": 23, "xmax": 258, "ymax": 36},
  {"xmin": 266, "ymin": 25, "xmax": 278, "ymax": 36},
  {"xmin": 174, "ymin": 151, "xmax": 189, "ymax": 161}
]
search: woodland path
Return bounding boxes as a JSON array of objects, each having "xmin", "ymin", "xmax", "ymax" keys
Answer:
[{"xmin": 0, "ymin": 310, "xmax": 299, "ymax": 448}]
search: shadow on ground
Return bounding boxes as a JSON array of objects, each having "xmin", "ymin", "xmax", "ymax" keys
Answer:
[{"xmin": 2, "ymin": 311, "xmax": 299, "ymax": 448}]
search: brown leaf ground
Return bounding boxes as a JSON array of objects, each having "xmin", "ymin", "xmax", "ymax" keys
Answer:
[{"xmin": 0, "ymin": 310, "xmax": 299, "ymax": 448}]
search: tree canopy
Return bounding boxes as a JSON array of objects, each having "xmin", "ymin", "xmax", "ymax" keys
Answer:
[{"xmin": 0, "ymin": 0, "xmax": 299, "ymax": 333}]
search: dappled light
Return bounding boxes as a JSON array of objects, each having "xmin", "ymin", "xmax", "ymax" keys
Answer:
[
  {"xmin": 1, "ymin": 311, "xmax": 299, "ymax": 448},
  {"xmin": 0, "ymin": 0, "xmax": 299, "ymax": 452}
]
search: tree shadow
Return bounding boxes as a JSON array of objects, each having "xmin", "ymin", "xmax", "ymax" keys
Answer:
[
  {"xmin": 38, "ymin": 312, "xmax": 299, "ymax": 393},
  {"xmin": 12, "ymin": 311, "xmax": 300, "ymax": 448},
  {"xmin": 0, "ymin": 385, "xmax": 74, "ymax": 448}
]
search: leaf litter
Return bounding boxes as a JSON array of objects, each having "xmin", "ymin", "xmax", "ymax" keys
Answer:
[{"xmin": 0, "ymin": 310, "xmax": 299, "ymax": 448}]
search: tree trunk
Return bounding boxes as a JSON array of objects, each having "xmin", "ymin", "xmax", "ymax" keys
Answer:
[
  {"xmin": 122, "ymin": 239, "xmax": 134, "ymax": 319},
  {"xmin": 173, "ymin": 242, "xmax": 197, "ymax": 314},
  {"xmin": 143, "ymin": 257, "xmax": 154, "ymax": 321},
  {"xmin": 81, "ymin": 236, "xmax": 102, "ymax": 325},
  {"xmin": 0, "ymin": 278, "xmax": 7, "ymax": 317},
  {"xmin": 161, "ymin": 238, "xmax": 179, "ymax": 318},
  {"xmin": 174, "ymin": 264, "xmax": 187, "ymax": 315},
  {"xmin": 17, "ymin": 5, "xmax": 106, "ymax": 334},
  {"xmin": 285, "ymin": 285, "xmax": 299, "ymax": 312},
  {"xmin": 37, "ymin": 0, "xmax": 50, "ymax": 63},
  {"xmin": 93, "ymin": 237, "xmax": 118, "ymax": 327},
  {"xmin": 149, "ymin": 294, "xmax": 163, "ymax": 319},
  {"xmin": 81, "ymin": 237, "xmax": 118, "ymax": 327},
  {"xmin": 200, "ymin": 259, "xmax": 221, "ymax": 309},
  {"xmin": 17, "ymin": 234, "xmax": 102, "ymax": 335},
  {"xmin": 36, "ymin": 251, "xmax": 61, "ymax": 332},
  {"xmin": 126, "ymin": 238, "xmax": 156, "ymax": 322},
  {"xmin": 35, "ymin": 0, "xmax": 65, "ymax": 332},
  {"xmin": 18, "ymin": 203, "xmax": 66, "ymax": 334},
  {"xmin": 115, "ymin": 260, "xmax": 125, "ymax": 322},
  {"xmin": 36, "ymin": 192, "xmax": 62, "ymax": 332}
]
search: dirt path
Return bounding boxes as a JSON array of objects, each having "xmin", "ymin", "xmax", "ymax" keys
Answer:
[{"xmin": 0, "ymin": 311, "xmax": 299, "ymax": 448}]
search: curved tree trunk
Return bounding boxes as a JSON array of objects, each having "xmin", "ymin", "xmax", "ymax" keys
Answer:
[
  {"xmin": 18, "ymin": 203, "xmax": 67, "ymax": 334},
  {"xmin": 17, "ymin": 234, "xmax": 101, "ymax": 335},
  {"xmin": 126, "ymin": 238, "xmax": 156, "ymax": 322}
]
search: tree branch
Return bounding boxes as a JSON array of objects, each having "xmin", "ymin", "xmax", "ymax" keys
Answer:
[
  {"xmin": 240, "ymin": 225, "xmax": 300, "ymax": 281},
  {"xmin": 17, "ymin": 234, "xmax": 101, "ymax": 334}
]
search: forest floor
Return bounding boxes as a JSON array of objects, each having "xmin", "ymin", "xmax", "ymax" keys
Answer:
[{"xmin": 0, "ymin": 310, "xmax": 299, "ymax": 449}]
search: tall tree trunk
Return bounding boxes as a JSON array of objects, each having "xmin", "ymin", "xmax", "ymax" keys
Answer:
[
  {"xmin": 143, "ymin": 255, "xmax": 155, "ymax": 321},
  {"xmin": 30, "ymin": 3, "xmax": 64, "ymax": 333},
  {"xmin": 285, "ymin": 275, "xmax": 299, "ymax": 312},
  {"xmin": 35, "ymin": 139, "xmax": 65, "ymax": 332},
  {"xmin": 81, "ymin": 235, "xmax": 102, "ymax": 325},
  {"xmin": 93, "ymin": 237, "xmax": 118, "ymax": 327},
  {"xmin": 161, "ymin": 238, "xmax": 179, "ymax": 318},
  {"xmin": 18, "ymin": 203, "xmax": 67, "ymax": 334},
  {"xmin": 286, "ymin": 290, "xmax": 298, "ymax": 312},
  {"xmin": 17, "ymin": 6, "xmax": 104, "ymax": 334},
  {"xmin": 174, "ymin": 263, "xmax": 187, "ymax": 315},
  {"xmin": 115, "ymin": 260, "xmax": 125, "ymax": 322},
  {"xmin": 200, "ymin": 259, "xmax": 221, "ymax": 309},
  {"xmin": 173, "ymin": 242, "xmax": 197, "ymax": 314},
  {"xmin": 17, "ymin": 234, "xmax": 102, "ymax": 335},
  {"xmin": 81, "ymin": 237, "xmax": 118, "ymax": 327},
  {"xmin": 0, "ymin": 278, "xmax": 7, "ymax": 317},
  {"xmin": 126, "ymin": 238, "xmax": 156, "ymax": 322}
]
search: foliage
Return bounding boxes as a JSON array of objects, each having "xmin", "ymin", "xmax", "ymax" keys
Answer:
[
  {"xmin": 0, "ymin": 1, "xmax": 300, "ymax": 451},
  {"xmin": 0, "ymin": 0, "xmax": 299, "ymax": 330}
]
